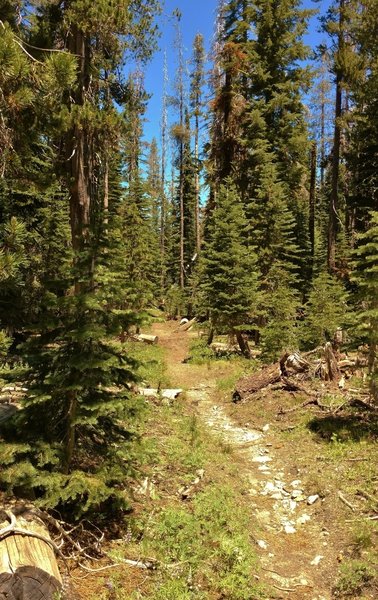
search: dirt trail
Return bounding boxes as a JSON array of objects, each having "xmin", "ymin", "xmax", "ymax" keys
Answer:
[{"xmin": 152, "ymin": 321, "xmax": 334, "ymax": 600}]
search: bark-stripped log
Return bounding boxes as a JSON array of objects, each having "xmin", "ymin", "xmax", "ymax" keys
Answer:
[{"xmin": 0, "ymin": 509, "xmax": 62, "ymax": 600}]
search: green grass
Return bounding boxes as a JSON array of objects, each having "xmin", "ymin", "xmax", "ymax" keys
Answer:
[
  {"xmin": 100, "ymin": 399, "xmax": 266, "ymax": 599},
  {"xmin": 122, "ymin": 341, "xmax": 170, "ymax": 388}
]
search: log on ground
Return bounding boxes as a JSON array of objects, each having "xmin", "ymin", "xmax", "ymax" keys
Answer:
[
  {"xmin": 0, "ymin": 509, "xmax": 62, "ymax": 600},
  {"xmin": 233, "ymin": 361, "xmax": 282, "ymax": 402},
  {"xmin": 132, "ymin": 334, "xmax": 158, "ymax": 345},
  {"xmin": 178, "ymin": 317, "xmax": 197, "ymax": 332}
]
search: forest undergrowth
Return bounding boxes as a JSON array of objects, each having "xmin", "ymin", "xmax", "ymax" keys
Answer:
[{"xmin": 71, "ymin": 323, "xmax": 377, "ymax": 600}]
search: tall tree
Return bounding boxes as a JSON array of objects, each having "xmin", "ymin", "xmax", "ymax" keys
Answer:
[
  {"xmin": 171, "ymin": 12, "xmax": 186, "ymax": 289},
  {"xmin": 0, "ymin": 0, "xmax": 160, "ymax": 513},
  {"xmin": 190, "ymin": 33, "xmax": 205, "ymax": 253},
  {"xmin": 199, "ymin": 181, "xmax": 259, "ymax": 357}
]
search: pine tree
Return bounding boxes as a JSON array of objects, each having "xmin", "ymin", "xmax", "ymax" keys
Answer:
[
  {"xmin": 190, "ymin": 33, "xmax": 206, "ymax": 253},
  {"xmin": 321, "ymin": 0, "xmax": 362, "ymax": 271},
  {"xmin": 199, "ymin": 182, "xmax": 259, "ymax": 356},
  {"xmin": 351, "ymin": 212, "xmax": 378, "ymax": 401},
  {"xmin": 301, "ymin": 271, "xmax": 348, "ymax": 348},
  {"xmin": 0, "ymin": 0, "xmax": 161, "ymax": 514}
]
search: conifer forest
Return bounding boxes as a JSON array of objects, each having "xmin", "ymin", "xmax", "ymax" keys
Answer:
[{"xmin": 0, "ymin": 1, "xmax": 377, "ymax": 599}]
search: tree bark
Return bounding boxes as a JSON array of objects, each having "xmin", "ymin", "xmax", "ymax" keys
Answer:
[
  {"xmin": 309, "ymin": 142, "xmax": 316, "ymax": 261},
  {"xmin": 328, "ymin": 0, "xmax": 344, "ymax": 273},
  {"xmin": 235, "ymin": 331, "xmax": 251, "ymax": 359}
]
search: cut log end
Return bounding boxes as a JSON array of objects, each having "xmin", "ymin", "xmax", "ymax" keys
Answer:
[{"xmin": 0, "ymin": 566, "xmax": 61, "ymax": 599}]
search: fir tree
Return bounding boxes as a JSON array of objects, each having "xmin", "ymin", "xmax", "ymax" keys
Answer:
[
  {"xmin": 190, "ymin": 32, "xmax": 206, "ymax": 253},
  {"xmin": 199, "ymin": 182, "xmax": 259, "ymax": 355},
  {"xmin": 301, "ymin": 271, "xmax": 348, "ymax": 348},
  {"xmin": 351, "ymin": 211, "xmax": 378, "ymax": 401}
]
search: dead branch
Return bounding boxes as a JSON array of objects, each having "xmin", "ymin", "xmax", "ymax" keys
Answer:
[{"xmin": 338, "ymin": 491, "xmax": 356, "ymax": 512}]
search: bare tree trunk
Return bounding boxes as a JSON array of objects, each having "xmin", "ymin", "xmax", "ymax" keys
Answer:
[
  {"xmin": 160, "ymin": 52, "xmax": 168, "ymax": 293},
  {"xmin": 64, "ymin": 25, "xmax": 91, "ymax": 472},
  {"xmin": 235, "ymin": 331, "xmax": 251, "ymax": 359},
  {"xmin": 328, "ymin": 0, "xmax": 344, "ymax": 273},
  {"xmin": 309, "ymin": 142, "xmax": 316, "ymax": 261}
]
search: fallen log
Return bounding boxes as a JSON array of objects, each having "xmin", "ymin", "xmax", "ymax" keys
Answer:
[
  {"xmin": 210, "ymin": 342, "xmax": 241, "ymax": 356},
  {"xmin": 178, "ymin": 317, "xmax": 196, "ymax": 332},
  {"xmin": 0, "ymin": 509, "xmax": 62, "ymax": 600},
  {"xmin": 138, "ymin": 388, "xmax": 183, "ymax": 401},
  {"xmin": 233, "ymin": 361, "xmax": 282, "ymax": 402},
  {"xmin": 132, "ymin": 334, "xmax": 158, "ymax": 345}
]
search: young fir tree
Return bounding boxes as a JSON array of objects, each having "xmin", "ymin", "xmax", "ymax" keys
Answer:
[
  {"xmin": 259, "ymin": 266, "xmax": 300, "ymax": 362},
  {"xmin": 199, "ymin": 182, "xmax": 259, "ymax": 356},
  {"xmin": 351, "ymin": 212, "xmax": 378, "ymax": 401},
  {"xmin": 301, "ymin": 271, "xmax": 348, "ymax": 348}
]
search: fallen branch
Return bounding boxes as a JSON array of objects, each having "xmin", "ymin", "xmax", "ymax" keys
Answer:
[
  {"xmin": 338, "ymin": 491, "xmax": 356, "ymax": 512},
  {"xmin": 278, "ymin": 397, "xmax": 319, "ymax": 415},
  {"xmin": 356, "ymin": 489, "xmax": 378, "ymax": 510}
]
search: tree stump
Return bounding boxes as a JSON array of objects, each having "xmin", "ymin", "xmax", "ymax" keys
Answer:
[
  {"xmin": 0, "ymin": 509, "xmax": 62, "ymax": 600},
  {"xmin": 323, "ymin": 342, "xmax": 340, "ymax": 381}
]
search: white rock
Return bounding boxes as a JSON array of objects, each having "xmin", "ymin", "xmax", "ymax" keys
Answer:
[
  {"xmin": 284, "ymin": 523, "xmax": 297, "ymax": 534},
  {"xmin": 257, "ymin": 540, "xmax": 268, "ymax": 549},
  {"xmin": 271, "ymin": 492, "xmax": 283, "ymax": 500},
  {"xmin": 291, "ymin": 479, "xmax": 302, "ymax": 488},
  {"xmin": 258, "ymin": 465, "xmax": 270, "ymax": 472},
  {"xmin": 262, "ymin": 424, "xmax": 270, "ymax": 432},
  {"xmin": 310, "ymin": 555, "xmax": 324, "ymax": 566},
  {"xmin": 253, "ymin": 455, "xmax": 272, "ymax": 463},
  {"xmin": 297, "ymin": 513, "xmax": 311, "ymax": 525},
  {"xmin": 261, "ymin": 482, "xmax": 276, "ymax": 495},
  {"xmin": 307, "ymin": 494, "xmax": 320, "ymax": 505},
  {"xmin": 291, "ymin": 489, "xmax": 304, "ymax": 498}
]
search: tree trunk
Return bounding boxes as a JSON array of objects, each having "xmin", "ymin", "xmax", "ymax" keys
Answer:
[
  {"xmin": 309, "ymin": 142, "xmax": 316, "ymax": 261},
  {"xmin": 64, "ymin": 25, "xmax": 92, "ymax": 471},
  {"xmin": 0, "ymin": 510, "xmax": 62, "ymax": 600},
  {"xmin": 194, "ymin": 111, "xmax": 200, "ymax": 253},
  {"xmin": 328, "ymin": 0, "xmax": 344, "ymax": 273},
  {"xmin": 235, "ymin": 331, "xmax": 251, "ymax": 359},
  {"xmin": 323, "ymin": 341, "xmax": 341, "ymax": 381}
]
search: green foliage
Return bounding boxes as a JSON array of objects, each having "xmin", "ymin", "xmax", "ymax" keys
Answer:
[
  {"xmin": 144, "ymin": 484, "xmax": 263, "ymax": 599},
  {"xmin": 334, "ymin": 560, "xmax": 374, "ymax": 598},
  {"xmin": 260, "ymin": 268, "xmax": 300, "ymax": 361},
  {"xmin": 199, "ymin": 182, "xmax": 259, "ymax": 334},
  {"xmin": 351, "ymin": 211, "xmax": 378, "ymax": 399},
  {"xmin": 301, "ymin": 272, "xmax": 348, "ymax": 348}
]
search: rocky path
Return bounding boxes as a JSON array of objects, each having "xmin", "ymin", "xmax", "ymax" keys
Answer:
[{"xmin": 151, "ymin": 322, "xmax": 334, "ymax": 600}]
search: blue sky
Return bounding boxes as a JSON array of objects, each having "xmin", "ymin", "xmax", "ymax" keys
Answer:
[{"xmin": 139, "ymin": 0, "xmax": 333, "ymax": 149}]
